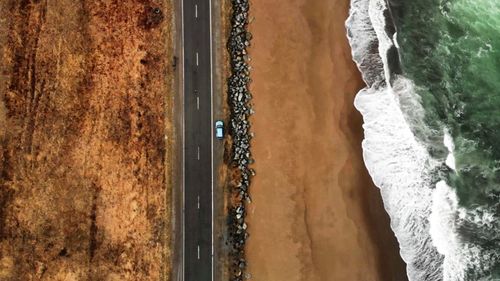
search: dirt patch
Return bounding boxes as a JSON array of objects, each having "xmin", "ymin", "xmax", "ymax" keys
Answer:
[
  {"xmin": 0, "ymin": 0, "xmax": 174, "ymax": 280},
  {"xmin": 244, "ymin": 0, "xmax": 408, "ymax": 280}
]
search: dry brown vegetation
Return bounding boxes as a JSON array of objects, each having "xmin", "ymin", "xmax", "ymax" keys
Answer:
[{"xmin": 0, "ymin": 0, "xmax": 174, "ymax": 280}]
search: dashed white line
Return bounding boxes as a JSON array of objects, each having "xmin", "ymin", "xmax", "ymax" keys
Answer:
[
  {"xmin": 197, "ymin": 96, "xmax": 200, "ymax": 110},
  {"xmin": 197, "ymin": 146, "xmax": 200, "ymax": 160},
  {"xmin": 196, "ymin": 52, "xmax": 199, "ymax": 66},
  {"xmin": 197, "ymin": 245, "xmax": 200, "ymax": 260},
  {"xmin": 197, "ymin": 195, "xmax": 200, "ymax": 209},
  {"xmin": 195, "ymin": 4, "xmax": 198, "ymax": 18}
]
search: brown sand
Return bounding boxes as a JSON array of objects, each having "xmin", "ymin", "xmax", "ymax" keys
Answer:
[
  {"xmin": 245, "ymin": 0, "xmax": 408, "ymax": 280},
  {"xmin": 0, "ymin": 0, "xmax": 173, "ymax": 280}
]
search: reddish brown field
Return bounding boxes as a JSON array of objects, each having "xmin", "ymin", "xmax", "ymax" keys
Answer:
[{"xmin": 0, "ymin": 0, "xmax": 174, "ymax": 280}]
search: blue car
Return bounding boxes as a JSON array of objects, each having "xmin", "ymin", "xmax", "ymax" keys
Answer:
[{"xmin": 215, "ymin": 121, "xmax": 224, "ymax": 139}]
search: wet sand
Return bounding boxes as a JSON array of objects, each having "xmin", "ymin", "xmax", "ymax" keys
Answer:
[
  {"xmin": 0, "ymin": 1, "xmax": 173, "ymax": 280},
  {"xmin": 245, "ymin": 0, "xmax": 408, "ymax": 280}
]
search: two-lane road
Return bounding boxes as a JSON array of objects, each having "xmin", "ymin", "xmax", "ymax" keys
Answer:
[{"xmin": 181, "ymin": 0, "xmax": 213, "ymax": 280}]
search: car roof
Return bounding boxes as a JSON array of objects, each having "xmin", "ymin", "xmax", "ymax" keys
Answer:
[{"xmin": 215, "ymin": 120, "xmax": 223, "ymax": 125}]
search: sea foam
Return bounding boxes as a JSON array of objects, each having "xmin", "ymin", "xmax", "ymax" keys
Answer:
[
  {"xmin": 347, "ymin": 0, "xmax": 500, "ymax": 280},
  {"xmin": 346, "ymin": 0, "xmax": 444, "ymax": 280}
]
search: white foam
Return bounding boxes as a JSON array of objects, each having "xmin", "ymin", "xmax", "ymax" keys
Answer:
[
  {"xmin": 428, "ymin": 180, "xmax": 500, "ymax": 280},
  {"xmin": 443, "ymin": 130, "xmax": 456, "ymax": 170},
  {"xmin": 347, "ymin": 0, "xmax": 500, "ymax": 280},
  {"xmin": 355, "ymin": 74, "xmax": 444, "ymax": 281},
  {"xmin": 429, "ymin": 181, "xmax": 466, "ymax": 280},
  {"xmin": 347, "ymin": 0, "xmax": 444, "ymax": 280}
]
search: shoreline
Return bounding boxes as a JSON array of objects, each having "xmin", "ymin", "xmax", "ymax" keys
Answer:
[{"xmin": 244, "ymin": 0, "xmax": 408, "ymax": 280}]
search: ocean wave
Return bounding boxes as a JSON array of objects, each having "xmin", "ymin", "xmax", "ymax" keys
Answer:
[
  {"xmin": 346, "ymin": 0, "xmax": 500, "ymax": 280},
  {"xmin": 346, "ymin": 0, "xmax": 444, "ymax": 280}
]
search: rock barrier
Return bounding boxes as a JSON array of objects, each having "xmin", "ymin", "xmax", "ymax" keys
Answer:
[{"xmin": 226, "ymin": 0, "xmax": 252, "ymax": 280}]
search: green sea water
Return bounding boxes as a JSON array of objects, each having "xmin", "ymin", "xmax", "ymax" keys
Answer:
[{"xmin": 391, "ymin": 0, "xmax": 500, "ymax": 208}]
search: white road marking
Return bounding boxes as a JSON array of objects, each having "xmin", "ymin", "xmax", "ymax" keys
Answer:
[
  {"xmin": 197, "ymin": 196, "xmax": 200, "ymax": 209},
  {"xmin": 180, "ymin": 1, "xmax": 215, "ymax": 280},
  {"xmin": 197, "ymin": 96, "xmax": 200, "ymax": 110},
  {"xmin": 196, "ymin": 52, "xmax": 199, "ymax": 66},
  {"xmin": 209, "ymin": 0, "xmax": 214, "ymax": 280},
  {"xmin": 180, "ymin": 0, "xmax": 186, "ymax": 280},
  {"xmin": 197, "ymin": 245, "xmax": 200, "ymax": 260},
  {"xmin": 195, "ymin": 4, "xmax": 198, "ymax": 18},
  {"xmin": 197, "ymin": 146, "xmax": 200, "ymax": 160}
]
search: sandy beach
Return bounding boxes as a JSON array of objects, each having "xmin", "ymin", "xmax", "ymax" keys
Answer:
[
  {"xmin": 245, "ymin": 0, "xmax": 408, "ymax": 280},
  {"xmin": 0, "ymin": 1, "xmax": 173, "ymax": 279}
]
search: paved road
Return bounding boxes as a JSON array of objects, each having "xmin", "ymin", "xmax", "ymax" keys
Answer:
[{"xmin": 182, "ymin": 0, "xmax": 213, "ymax": 280}]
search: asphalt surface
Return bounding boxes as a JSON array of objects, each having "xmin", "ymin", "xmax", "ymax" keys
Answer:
[{"xmin": 182, "ymin": 0, "xmax": 213, "ymax": 280}]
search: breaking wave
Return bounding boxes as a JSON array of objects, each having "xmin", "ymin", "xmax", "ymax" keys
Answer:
[
  {"xmin": 346, "ymin": 2, "xmax": 443, "ymax": 279},
  {"xmin": 346, "ymin": 0, "xmax": 500, "ymax": 280}
]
